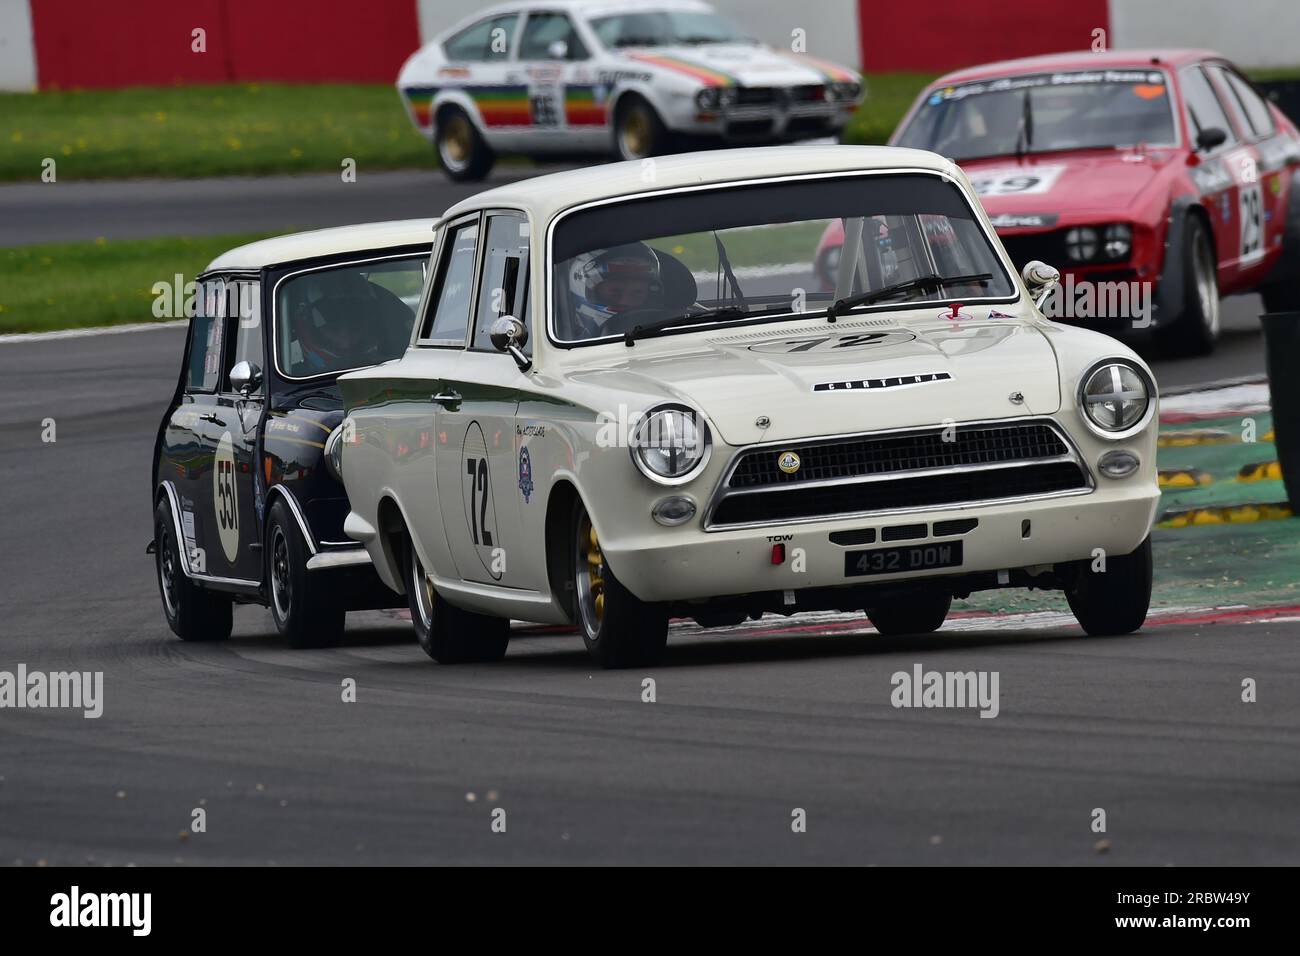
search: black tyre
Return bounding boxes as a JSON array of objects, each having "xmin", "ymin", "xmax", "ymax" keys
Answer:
[
  {"xmin": 406, "ymin": 537, "xmax": 509, "ymax": 664},
  {"xmin": 266, "ymin": 499, "xmax": 345, "ymax": 649},
  {"xmin": 154, "ymin": 498, "xmax": 233, "ymax": 642},
  {"xmin": 1065, "ymin": 536, "xmax": 1153, "ymax": 636},
  {"xmin": 572, "ymin": 499, "xmax": 668, "ymax": 668},
  {"xmin": 436, "ymin": 107, "xmax": 495, "ymax": 182},
  {"xmin": 613, "ymin": 95, "xmax": 669, "ymax": 162},
  {"xmin": 865, "ymin": 592, "xmax": 952, "ymax": 636},
  {"xmin": 1155, "ymin": 215, "xmax": 1220, "ymax": 356}
]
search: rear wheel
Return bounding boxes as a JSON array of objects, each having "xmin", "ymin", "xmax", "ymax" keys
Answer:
[
  {"xmin": 154, "ymin": 498, "xmax": 232, "ymax": 642},
  {"xmin": 572, "ymin": 499, "xmax": 668, "ymax": 668},
  {"xmin": 436, "ymin": 107, "xmax": 494, "ymax": 182},
  {"xmin": 865, "ymin": 592, "xmax": 951, "ymax": 636},
  {"xmin": 1066, "ymin": 536, "xmax": 1152, "ymax": 636},
  {"xmin": 406, "ymin": 538, "xmax": 509, "ymax": 664},
  {"xmin": 1156, "ymin": 215, "xmax": 1219, "ymax": 356},
  {"xmin": 267, "ymin": 499, "xmax": 344, "ymax": 648}
]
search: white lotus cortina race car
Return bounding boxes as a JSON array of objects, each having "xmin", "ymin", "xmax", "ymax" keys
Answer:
[
  {"xmin": 336, "ymin": 145, "xmax": 1161, "ymax": 668},
  {"xmin": 397, "ymin": 0, "xmax": 863, "ymax": 179}
]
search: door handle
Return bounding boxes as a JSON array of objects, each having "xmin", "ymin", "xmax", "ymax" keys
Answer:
[
  {"xmin": 431, "ymin": 390, "xmax": 461, "ymax": 406},
  {"xmin": 199, "ymin": 413, "xmax": 225, "ymax": 425}
]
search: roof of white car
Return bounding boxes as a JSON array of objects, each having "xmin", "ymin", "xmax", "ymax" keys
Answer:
[
  {"xmin": 442, "ymin": 145, "xmax": 961, "ymax": 224},
  {"xmin": 463, "ymin": 0, "xmax": 710, "ymax": 19},
  {"xmin": 204, "ymin": 219, "xmax": 439, "ymax": 273}
]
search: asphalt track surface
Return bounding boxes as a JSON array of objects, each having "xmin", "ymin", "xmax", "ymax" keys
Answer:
[{"xmin": 1, "ymin": 323, "xmax": 1298, "ymax": 865}]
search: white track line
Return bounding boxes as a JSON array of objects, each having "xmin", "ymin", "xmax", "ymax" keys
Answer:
[{"xmin": 0, "ymin": 319, "xmax": 186, "ymax": 344}]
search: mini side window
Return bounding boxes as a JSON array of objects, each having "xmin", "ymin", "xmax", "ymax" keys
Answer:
[
  {"xmin": 226, "ymin": 280, "xmax": 264, "ymax": 394},
  {"xmin": 422, "ymin": 219, "xmax": 479, "ymax": 345},
  {"xmin": 187, "ymin": 278, "xmax": 226, "ymax": 392},
  {"xmin": 444, "ymin": 14, "xmax": 518, "ymax": 62}
]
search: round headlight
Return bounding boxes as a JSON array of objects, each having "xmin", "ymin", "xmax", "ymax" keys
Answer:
[
  {"xmin": 1103, "ymin": 223, "xmax": 1132, "ymax": 260},
  {"xmin": 324, "ymin": 423, "xmax": 346, "ymax": 482},
  {"xmin": 631, "ymin": 405, "xmax": 710, "ymax": 484},
  {"xmin": 1080, "ymin": 362, "xmax": 1151, "ymax": 435},
  {"xmin": 1065, "ymin": 226, "xmax": 1099, "ymax": 262},
  {"xmin": 695, "ymin": 88, "xmax": 721, "ymax": 110}
]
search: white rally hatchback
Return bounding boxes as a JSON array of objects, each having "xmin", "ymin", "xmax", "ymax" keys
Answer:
[
  {"xmin": 398, "ymin": 0, "xmax": 863, "ymax": 179},
  {"xmin": 337, "ymin": 146, "xmax": 1160, "ymax": 668}
]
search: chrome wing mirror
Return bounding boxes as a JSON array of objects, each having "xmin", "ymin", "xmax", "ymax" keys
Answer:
[
  {"xmin": 1021, "ymin": 260, "xmax": 1060, "ymax": 311},
  {"xmin": 230, "ymin": 360, "xmax": 262, "ymax": 398},
  {"xmin": 490, "ymin": 315, "xmax": 532, "ymax": 371}
]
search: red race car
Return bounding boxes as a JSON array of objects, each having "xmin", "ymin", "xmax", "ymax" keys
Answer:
[{"xmin": 814, "ymin": 49, "xmax": 1300, "ymax": 354}]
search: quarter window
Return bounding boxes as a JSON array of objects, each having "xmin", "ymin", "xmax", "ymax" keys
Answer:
[
  {"xmin": 471, "ymin": 213, "xmax": 530, "ymax": 352},
  {"xmin": 444, "ymin": 14, "xmax": 518, "ymax": 62},
  {"xmin": 227, "ymin": 280, "xmax": 264, "ymax": 394},
  {"xmin": 423, "ymin": 220, "xmax": 480, "ymax": 345},
  {"xmin": 1214, "ymin": 66, "xmax": 1275, "ymax": 138}
]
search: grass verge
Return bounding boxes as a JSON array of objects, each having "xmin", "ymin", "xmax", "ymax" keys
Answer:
[{"xmin": 0, "ymin": 233, "xmax": 275, "ymax": 334}]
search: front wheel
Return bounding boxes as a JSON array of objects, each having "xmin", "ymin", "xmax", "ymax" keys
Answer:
[
  {"xmin": 266, "ymin": 499, "xmax": 345, "ymax": 648},
  {"xmin": 1155, "ymin": 216, "xmax": 1219, "ymax": 356},
  {"xmin": 572, "ymin": 500, "xmax": 668, "ymax": 668},
  {"xmin": 406, "ymin": 538, "xmax": 509, "ymax": 663},
  {"xmin": 613, "ymin": 96, "xmax": 669, "ymax": 162},
  {"xmin": 865, "ymin": 592, "xmax": 951, "ymax": 636},
  {"xmin": 1065, "ymin": 536, "xmax": 1152, "ymax": 636},
  {"xmin": 154, "ymin": 497, "xmax": 232, "ymax": 642}
]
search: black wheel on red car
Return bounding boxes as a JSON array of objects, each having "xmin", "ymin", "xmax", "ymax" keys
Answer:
[
  {"xmin": 266, "ymin": 499, "xmax": 345, "ymax": 649},
  {"xmin": 1156, "ymin": 215, "xmax": 1220, "ymax": 356},
  {"xmin": 405, "ymin": 537, "xmax": 509, "ymax": 664},
  {"xmin": 572, "ymin": 498, "xmax": 668, "ymax": 668},
  {"xmin": 153, "ymin": 497, "xmax": 232, "ymax": 642},
  {"xmin": 1065, "ymin": 536, "xmax": 1152, "ymax": 637},
  {"xmin": 865, "ymin": 592, "xmax": 952, "ymax": 636},
  {"xmin": 436, "ymin": 106, "xmax": 495, "ymax": 182},
  {"xmin": 613, "ymin": 95, "xmax": 669, "ymax": 162}
]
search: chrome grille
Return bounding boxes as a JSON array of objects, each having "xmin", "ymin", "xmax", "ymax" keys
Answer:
[{"xmin": 707, "ymin": 419, "xmax": 1090, "ymax": 530}]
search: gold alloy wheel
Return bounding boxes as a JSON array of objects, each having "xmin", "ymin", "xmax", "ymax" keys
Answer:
[
  {"xmin": 440, "ymin": 115, "xmax": 472, "ymax": 169},
  {"xmin": 620, "ymin": 109, "xmax": 650, "ymax": 159},
  {"xmin": 575, "ymin": 511, "xmax": 605, "ymax": 635}
]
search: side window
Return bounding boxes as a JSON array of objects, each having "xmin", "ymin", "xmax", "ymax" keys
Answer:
[
  {"xmin": 187, "ymin": 279, "xmax": 226, "ymax": 392},
  {"xmin": 227, "ymin": 280, "xmax": 264, "ymax": 394},
  {"xmin": 444, "ymin": 14, "xmax": 518, "ymax": 62},
  {"xmin": 422, "ymin": 220, "xmax": 479, "ymax": 345},
  {"xmin": 1181, "ymin": 66, "xmax": 1236, "ymax": 146},
  {"xmin": 1218, "ymin": 67, "xmax": 1275, "ymax": 138},
  {"xmin": 518, "ymin": 12, "xmax": 587, "ymax": 61},
  {"xmin": 471, "ymin": 213, "xmax": 531, "ymax": 352}
]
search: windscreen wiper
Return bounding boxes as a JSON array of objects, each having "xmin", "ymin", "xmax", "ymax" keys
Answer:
[
  {"xmin": 824, "ymin": 272, "xmax": 994, "ymax": 323},
  {"xmin": 623, "ymin": 306, "xmax": 749, "ymax": 346}
]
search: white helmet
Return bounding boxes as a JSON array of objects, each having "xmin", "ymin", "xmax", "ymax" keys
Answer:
[{"xmin": 568, "ymin": 243, "xmax": 663, "ymax": 328}]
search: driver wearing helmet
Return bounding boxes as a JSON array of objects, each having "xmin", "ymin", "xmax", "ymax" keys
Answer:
[
  {"xmin": 567, "ymin": 242, "xmax": 663, "ymax": 338},
  {"xmin": 287, "ymin": 271, "xmax": 377, "ymax": 374}
]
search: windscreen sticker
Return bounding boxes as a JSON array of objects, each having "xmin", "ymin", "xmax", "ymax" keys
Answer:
[
  {"xmin": 988, "ymin": 212, "xmax": 1060, "ymax": 228},
  {"xmin": 929, "ymin": 70, "xmax": 1165, "ymax": 103}
]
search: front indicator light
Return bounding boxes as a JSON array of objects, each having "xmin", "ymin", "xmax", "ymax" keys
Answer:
[
  {"xmin": 1098, "ymin": 449, "xmax": 1140, "ymax": 478},
  {"xmin": 651, "ymin": 496, "xmax": 697, "ymax": 526}
]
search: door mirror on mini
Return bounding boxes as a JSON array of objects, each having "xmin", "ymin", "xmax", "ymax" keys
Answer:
[
  {"xmin": 547, "ymin": 39, "xmax": 569, "ymax": 60},
  {"xmin": 230, "ymin": 360, "xmax": 262, "ymax": 397},
  {"xmin": 1021, "ymin": 260, "xmax": 1060, "ymax": 311},
  {"xmin": 489, "ymin": 315, "xmax": 531, "ymax": 371},
  {"xmin": 1196, "ymin": 127, "xmax": 1228, "ymax": 152}
]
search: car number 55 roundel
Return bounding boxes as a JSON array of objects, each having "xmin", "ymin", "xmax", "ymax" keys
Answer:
[{"xmin": 213, "ymin": 431, "xmax": 240, "ymax": 563}]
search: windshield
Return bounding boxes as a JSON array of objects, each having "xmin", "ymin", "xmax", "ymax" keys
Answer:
[
  {"xmin": 897, "ymin": 69, "xmax": 1178, "ymax": 161},
  {"xmin": 275, "ymin": 256, "xmax": 426, "ymax": 379},
  {"xmin": 589, "ymin": 10, "xmax": 752, "ymax": 48},
  {"xmin": 550, "ymin": 173, "xmax": 1016, "ymax": 344}
]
